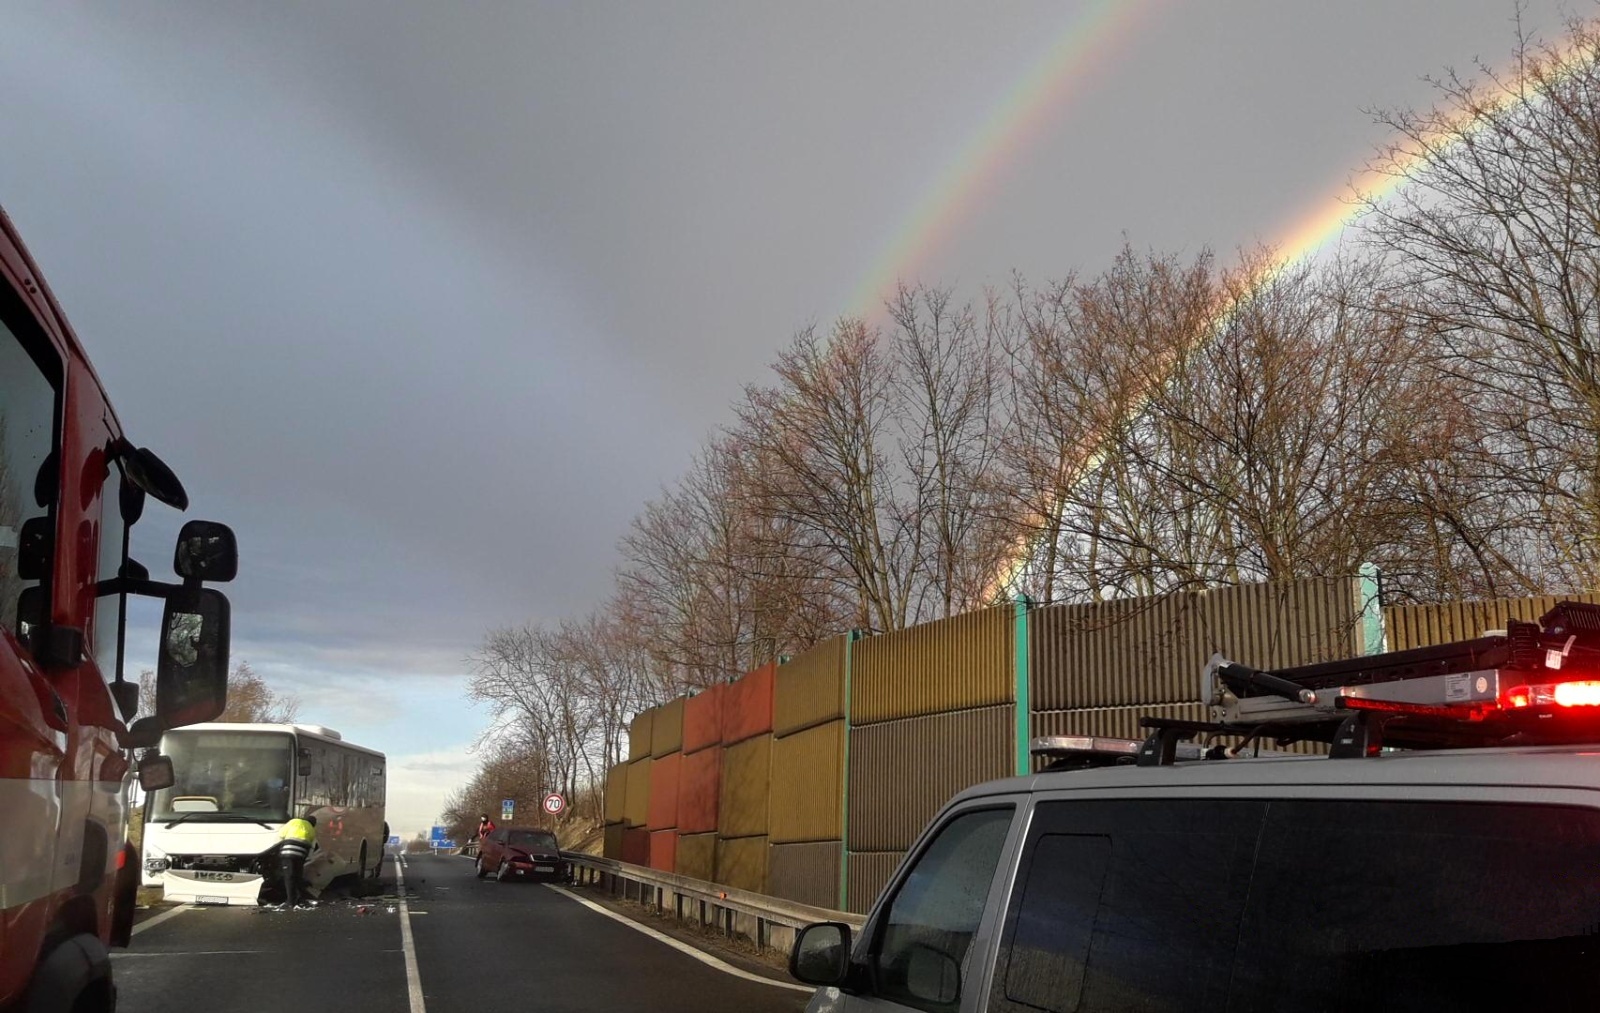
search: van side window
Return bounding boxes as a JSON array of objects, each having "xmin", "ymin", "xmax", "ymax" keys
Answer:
[
  {"xmin": 1001, "ymin": 834, "xmax": 1109, "ymax": 1011},
  {"xmin": 1231, "ymin": 800, "xmax": 1600, "ymax": 1011},
  {"xmin": 992, "ymin": 799, "xmax": 1265, "ymax": 1013},
  {"xmin": 870, "ymin": 806, "xmax": 1013, "ymax": 1011}
]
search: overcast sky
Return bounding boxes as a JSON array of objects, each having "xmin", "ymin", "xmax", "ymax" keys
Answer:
[{"xmin": 0, "ymin": 0, "xmax": 1580, "ymax": 836}]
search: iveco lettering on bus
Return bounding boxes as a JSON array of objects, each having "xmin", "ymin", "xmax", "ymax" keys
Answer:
[
  {"xmin": 0, "ymin": 203, "xmax": 237, "ymax": 1013},
  {"xmin": 141, "ymin": 723, "xmax": 387, "ymax": 905}
]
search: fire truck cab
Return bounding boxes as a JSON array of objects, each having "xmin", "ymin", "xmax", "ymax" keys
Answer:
[{"xmin": 0, "ymin": 204, "xmax": 236, "ymax": 1012}]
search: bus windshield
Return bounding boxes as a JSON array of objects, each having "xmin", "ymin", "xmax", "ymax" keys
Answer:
[{"xmin": 150, "ymin": 731, "xmax": 294, "ymax": 824}]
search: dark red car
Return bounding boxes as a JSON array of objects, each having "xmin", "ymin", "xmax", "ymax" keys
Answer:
[{"xmin": 474, "ymin": 827, "xmax": 570, "ymax": 882}]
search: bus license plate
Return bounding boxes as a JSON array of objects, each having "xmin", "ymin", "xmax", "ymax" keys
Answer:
[
  {"xmin": 198, "ymin": 896, "xmax": 229, "ymax": 906},
  {"xmin": 534, "ymin": 865, "xmax": 554, "ymax": 873}
]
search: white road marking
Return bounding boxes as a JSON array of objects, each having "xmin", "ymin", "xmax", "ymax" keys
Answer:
[
  {"xmin": 395, "ymin": 858, "xmax": 427, "ymax": 1013},
  {"xmin": 114, "ymin": 950, "xmax": 268, "ymax": 956},
  {"xmin": 131, "ymin": 904, "xmax": 191, "ymax": 936},
  {"xmin": 544, "ymin": 885, "xmax": 812, "ymax": 994}
]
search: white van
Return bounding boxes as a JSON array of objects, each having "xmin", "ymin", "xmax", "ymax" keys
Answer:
[{"xmin": 791, "ymin": 603, "xmax": 1600, "ymax": 1012}]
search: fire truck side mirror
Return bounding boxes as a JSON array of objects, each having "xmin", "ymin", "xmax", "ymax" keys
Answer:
[
  {"xmin": 137, "ymin": 754, "xmax": 175, "ymax": 792},
  {"xmin": 173, "ymin": 520, "xmax": 237, "ymax": 583},
  {"xmin": 156, "ymin": 587, "xmax": 231, "ymax": 727}
]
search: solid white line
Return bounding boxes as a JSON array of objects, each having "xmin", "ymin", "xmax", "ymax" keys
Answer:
[
  {"xmin": 543, "ymin": 885, "xmax": 812, "ymax": 994},
  {"xmin": 130, "ymin": 904, "xmax": 191, "ymax": 936},
  {"xmin": 395, "ymin": 860, "xmax": 427, "ymax": 1013}
]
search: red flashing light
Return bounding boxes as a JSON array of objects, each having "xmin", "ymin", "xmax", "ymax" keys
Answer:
[
  {"xmin": 1554, "ymin": 681, "xmax": 1600, "ymax": 707},
  {"xmin": 116, "ymin": 848, "xmax": 128, "ymax": 870},
  {"xmin": 1501, "ymin": 680, "xmax": 1600, "ymax": 710}
]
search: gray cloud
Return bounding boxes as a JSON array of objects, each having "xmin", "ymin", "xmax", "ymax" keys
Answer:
[{"xmin": 0, "ymin": 0, "xmax": 1575, "ymax": 822}]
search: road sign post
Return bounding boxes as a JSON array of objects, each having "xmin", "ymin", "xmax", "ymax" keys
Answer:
[{"xmin": 501, "ymin": 797, "xmax": 515, "ymax": 822}]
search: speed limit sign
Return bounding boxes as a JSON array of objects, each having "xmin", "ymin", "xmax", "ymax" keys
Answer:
[{"xmin": 542, "ymin": 792, "xmax": 566, "ymax": 816}]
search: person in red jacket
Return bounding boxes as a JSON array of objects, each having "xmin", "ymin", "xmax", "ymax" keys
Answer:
[{"xmin": 477, "ymin": 814, "xmax": 496, "ymax": 840}]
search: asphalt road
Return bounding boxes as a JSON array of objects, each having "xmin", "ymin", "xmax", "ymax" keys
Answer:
[{"xmin": 114, "ymin": 852, "xmax": 812, "ymax": 1013}]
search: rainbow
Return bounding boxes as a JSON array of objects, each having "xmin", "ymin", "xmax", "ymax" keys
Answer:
[
  {"xmin": 984, "ymin": 30, "xmax": 1598, "ymax": 600},
  {"xmin": 847, "ymin": 0, "xmax": 1151, "ymax": 317}
]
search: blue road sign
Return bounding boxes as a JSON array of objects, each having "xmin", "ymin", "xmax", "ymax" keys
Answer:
[
  {"xmin": 429, "ymin": 825, "xmax": 447, "ymax": 842},
  {"xmin": 387, "ymin": 835, "xmax": 401, "ymax": 847}
]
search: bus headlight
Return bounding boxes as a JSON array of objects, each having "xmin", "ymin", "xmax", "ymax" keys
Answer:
[{"xmin": 145, "ymin": 857, "xmax": 170, "ymax": 873}]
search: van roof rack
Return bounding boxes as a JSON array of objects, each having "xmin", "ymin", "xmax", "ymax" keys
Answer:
[{"xmin": 1134, "ymin": 600, "xmax": 1600, "ymax": 765}]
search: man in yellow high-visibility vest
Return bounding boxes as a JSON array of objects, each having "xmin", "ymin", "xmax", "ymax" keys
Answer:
[{"xmin": 276, "ymin": 813, "xmax": 317, "ymax": 908}]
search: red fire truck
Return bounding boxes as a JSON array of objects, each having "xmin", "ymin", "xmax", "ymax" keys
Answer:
[{"xmin": 0, "ymin": 204, "xmax": 236, "ymax": 1012}]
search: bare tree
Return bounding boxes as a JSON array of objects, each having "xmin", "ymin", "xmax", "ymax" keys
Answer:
[
  {"xmin": 1361, "ymin": 15, "xmax": 1600, "ymax": 592},
  {"xmin": 889, "ymin": 284, "xmax": 1011, "ymax": 616},
  {"xmin": 737, "ymin": 320, "xmax": 914, "ymax": 632}
]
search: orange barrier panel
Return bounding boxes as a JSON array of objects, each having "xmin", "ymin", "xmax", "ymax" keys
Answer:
[
  {"xmin": 722, "ymin": 662, "xmax": 775, "ymax": 745},
  {"xmin": 648, "ymin": 830, "xmax": 677, "ymax": 873},
  {"xmin": 682, "ymin": 685, "xmax": 724, "ymax": 753}
]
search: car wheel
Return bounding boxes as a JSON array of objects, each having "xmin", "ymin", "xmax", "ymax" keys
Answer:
[
  {"xmin": 475, "ymin": 857, "xmax": 488, "ymax": 880},
  {"xmin": 495, "ymin": 862, "xmax": 510, "ymax": 883}
]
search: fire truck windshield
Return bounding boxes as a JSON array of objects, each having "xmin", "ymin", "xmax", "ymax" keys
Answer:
[{"xmin": 149, "ymin": 730, "xmax": 294, "ymax": 824}]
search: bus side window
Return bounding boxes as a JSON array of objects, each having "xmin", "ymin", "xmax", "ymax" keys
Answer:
[{"xmin": 91, "ymin": 462, "xmax": 128, "ymax": 687}]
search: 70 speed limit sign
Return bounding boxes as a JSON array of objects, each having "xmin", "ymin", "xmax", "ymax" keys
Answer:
[{"xmin": 542, "ymin": 792, "xmax": 566, "ymax": 816}]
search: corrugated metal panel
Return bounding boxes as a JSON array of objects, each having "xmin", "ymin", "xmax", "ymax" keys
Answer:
[
  {"xmin": 852, "ymin": 607, "xmax": 1013, "ymax": 725},
  {"xmin": 770, "ymin": 721, "xmax": 844, "ymax": 844},
  {"xmin": 718, "ymin": 735, "xmax": 771, "ymax": 839},
  {"xmin": 1386, "ymin": 592, "xmax": 1600, "ymax": 651},
  {"xmin": 847, "ymin": 705, "xmax": 1013, "ymax": 852},
  {"xmin": 603, "ymin": 763, "xmax": 627, "ymax": 825},
  {"xmin": 846, "ymin": 851, "xmax": 904, "ymax": 915},
  {"xmin": 677, "ymin": 747, "xmax": 720, "ymax": 833},
  {"xmin": 768, "ymin": 841, "xmax": 841, "ymax": 909},
  {"xmin": 1032, "ymin": 579, "xmax": 1362, "ymax": 711},
  {"xmin": 683, "ymin": 685, "xmax": 724, "ymax": 753},
  {"xmin": 648, "ymin": 830, "xmax": 676, "ymax": 872},
  {"xmin": 646, "ymin": 751, "xmax": 681, "ymax": 830},
  {"xmin": 623, "ymin": 757, "xmax": 652, "ymax": 828},
  {"xmin": 620, "ymin": 827, "xmax": 650, "ymax": 866},
  {"xmin": 723, "ymin": 663, "xmax": 776, "ymax": 744},
  {"xmin": 675, "ymin": 832, "xmax": 717, "ymax": 881},
  {"xmin": 1031, "ymin": 593, "xmax": 1206, "ymax": 709},
  {"xmin": 774, "ymin": 636, "xmax": 847, "ymax": 736},
  {"xmin": 1196, "ymin": 577, "xmax": 1361, "ymax": 670},
  {"xmin": 603, "ymin": 824, "xmax": 625, "ymax": 860},
  {"xmin": 651, "ymin": 697, "xmax": 685, "ymax": 757},
  {"xmin": 628, "ymin": 708, "xmax": 655, "ymax": 761},
  {"xmin": 715, "ymin": 835, "xmax": 769, "ymax": 894}
]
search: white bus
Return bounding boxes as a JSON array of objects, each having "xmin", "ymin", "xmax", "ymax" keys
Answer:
[{"xmin": 141, "ymin": 723, "xmax": 387, "ymax": 905}]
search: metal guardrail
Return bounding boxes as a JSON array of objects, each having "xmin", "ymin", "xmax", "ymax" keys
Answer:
[{"xmin": 566, "ymin": 854, "xmax": 866, "ymax": 948}]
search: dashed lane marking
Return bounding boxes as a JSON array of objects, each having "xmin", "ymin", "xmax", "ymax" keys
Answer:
[{"xmin": 543, "ymin": 885, "xmax": 812, "ymax": 994}]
